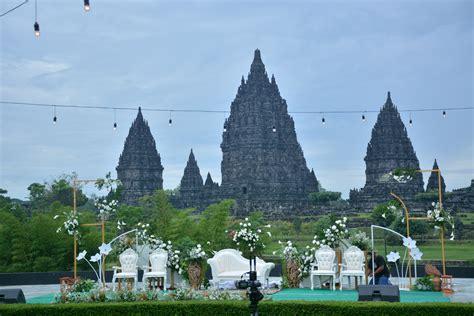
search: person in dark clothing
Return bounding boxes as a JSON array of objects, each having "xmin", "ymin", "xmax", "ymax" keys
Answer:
[{"xmin": 367, "ymin": 251, "xmax": 391, "ymax": 285}]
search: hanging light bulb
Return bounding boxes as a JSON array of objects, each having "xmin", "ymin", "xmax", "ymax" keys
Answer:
[
  {"xmin": 362, "ymin": 114, "xmax": 366, "ymax": 122},
  {"xmin": 322, "ymin": 116, "xmax": 326, "ymax": 124},
  {"xmin": 84, "ymin": 0, "xmax": 90, "ymax": 11},
  {"xmin": 34, "ymin": 22, "xmax": 40, "ymax": 37},
  {"xmin": 272, "ymin": 125, "xmax": 276, "ymax": 132},
  {"xmin": 168, "ymin": 111, "xmax": 172, "ymax": 126},
  {"xmin": 52, "ymin": 106, "xmax": 57, "ymax": 124},
  {"xmin": 113, "ymin": 122, "xmax": 117, "ymax": 130},
  {"xmin": 409, "ymin": 112, "xmax": 413, "ymax": 126},
  {"xmin": 443, "ymin": 110, "xmax": 446, "ymax": 118},
  {"xmin": 34, "ymin": 0, "xmax": 40, "ymax": 37},
  {"xmin": 223, "ymin": 119, "xmax": 228, "ymax": 132}
]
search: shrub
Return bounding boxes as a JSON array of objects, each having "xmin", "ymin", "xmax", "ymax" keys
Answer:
[{"xmin": 309, "ymin": 192, "xmax": 341, "ymax": 204}]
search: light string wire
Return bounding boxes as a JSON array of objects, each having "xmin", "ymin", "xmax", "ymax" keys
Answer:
[
  {"xmin": 0, "ymin": 0, "xmax": 28, "ymax": 18},
  {"xmin": 1, "ymin": 101, "xmax": 472, "ymax": 115}
]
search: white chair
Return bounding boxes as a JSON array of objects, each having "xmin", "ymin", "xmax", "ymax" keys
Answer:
[
  {"xmin": 310, "ymin": 245, "xmax": 337, "ymax": 291},
  {"xmin": 112, "ymin": 248, "xmax": 139, "ymax": 291},
  {"xmin": 142, "ymin": 249, "xmax": 168, "ymax": 290},
  {"xmin": 339, "ymin": 246, "xmax": 365, "ymax": 291}
]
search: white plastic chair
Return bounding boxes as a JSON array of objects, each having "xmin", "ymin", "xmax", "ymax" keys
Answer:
[
  {"xmin": 112, "ymin": 248, "xmax": 139, "ymax": 291},
  {"xmin": 339, "ymin": 246, "xmax": 365, "ymax": 291},
  {"xmin": 142, "ymin": 249, "xmax": 168, "ymax": 290},
  {"xmin": 310, "ymin": 245, "xmax": 337, "ymax": 291}
]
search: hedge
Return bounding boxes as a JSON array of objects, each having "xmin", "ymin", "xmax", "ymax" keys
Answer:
[{"xmin": 1, "ymin": 301, "xmax": 473, "ymax": 316}]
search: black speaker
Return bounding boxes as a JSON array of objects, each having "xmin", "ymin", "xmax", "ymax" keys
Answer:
[
  {"xmin": 0, "ymin": 289, "xmax": 26, "ymax": 304},
  {"xmin": 358, "ymin": 285, "xmax": 400, "ymax": 302}
]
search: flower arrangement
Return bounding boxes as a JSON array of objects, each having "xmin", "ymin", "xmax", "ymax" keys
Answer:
[
  {"xmin": 414, "ymin": 275, "xmax": 434, "ymax": 291},
  {"xmin": 231, "ymin": 217, "xmax": 271, "ymax": 257},
  {"xmin": 95, "ymin": 198, "xmax": 118, "ymax": 221},
  {"xmin": 184, "ymin": 244, "xmax": 208, "ymax": 290},
  {"xmin": 187, "ymin": 244, "xmax": 207, "ymax": 263},
  {"xmin": 312, "ymin": 216, "xmax": 349, "ymax": 248},
  {"xmin": 427, "ymin": 202, "xmax": 455, "ymax": 240},
  {"xmin": 274, "ymin": 240, "xmax": 314, "ymax": 288},
  {"xmin": 54, "ymin": 211, "xmax": 80, "ymax": 237},
  {"xmin": 168, "ymin": 249, "xmax": 184, "ymax": 275},
  {"xmin": 348, "ymin": 230, "xmax": 370, "ymax": 251},
  {"xmin": 388, "ymin": 168, "xmax": 417, "ymax": 183}
]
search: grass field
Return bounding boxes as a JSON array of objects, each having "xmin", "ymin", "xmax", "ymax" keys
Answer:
[{"xmin": 265, "ymin": 236, "xmax": 474, "ymax": 262}]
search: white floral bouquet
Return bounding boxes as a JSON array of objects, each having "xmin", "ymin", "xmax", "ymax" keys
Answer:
[
  {"xmin": 427, "ymin": 202, "xmax": 455, "ymax": 240},
  {"xmin": 274, "ymin": 241, "xmax": 314, "ymax": 279},
  {"xmin": 231, "ymin": 217, "xmax": 271, "ymax": 257},
  {"xmin": 312, "ymin": 216, "xmax": 349, "ymax": 248},
  {"xmin": 348, "ymin": 230, "xmax": 371, "ymax": 251},
  {"xmin": 188, "ymin": 244, "xmax": 207, "ymax": 263},
  {"xmin": 94, "ymin": 198, "xmax": 118, "ymax": 221},
  {"xmin": 54, "ymin": 211, "xmax": 80, "ymax": 236},
  {"xmin": 168, "ymin": 249, "xmax": 184, "ymax": 275}
]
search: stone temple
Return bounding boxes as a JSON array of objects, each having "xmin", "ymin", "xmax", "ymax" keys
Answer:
[
  {"xmin": 116, "ymin": 107, "xmax": 164, "ymax": 205},
  {"xmin": 219, "ymin": 49, "xmax": 318, "ymax": 214},
  {"xmin": 349, "ymin": 92, "xmax": 424, "ymax": 209}
]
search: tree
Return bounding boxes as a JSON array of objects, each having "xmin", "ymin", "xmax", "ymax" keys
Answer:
[
  {"xmin": 196, "ymin": 200, "xmax": 234, "ymax": 250},
  {"xmin": 140, "ymin": 190, "xmax": 176, "ymax": 240}
]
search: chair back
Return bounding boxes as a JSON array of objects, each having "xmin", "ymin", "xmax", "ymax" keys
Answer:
[
  {"xmin": 315, "ymin": 245, "xmax": 336, "ymax": 271},
  {"xmin": 343, "ymin": 246, "xmax": 364, "ymax": 271},
  {"xmin": 119, "ymin": 248, "xmax": 138, "ymax": 273},
  {"xmin": 149, "ymin": 249, "xmax": 168, "ymax": 272}
]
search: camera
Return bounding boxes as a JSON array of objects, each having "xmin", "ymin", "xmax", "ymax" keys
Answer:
[{"xmin": 235, "ymin": 271, "xmax": 264, "ymax": 302}]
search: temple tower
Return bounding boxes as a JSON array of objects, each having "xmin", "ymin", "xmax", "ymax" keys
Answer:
[
  {"xmin": 426, "ymin": 159, "xmax": 446, "ymax": 193},
  {"xmin": 220, "ymin": 49, "xmax": 318, "ymax": 214},
  {"xmin": 116, "ymin": 108, "xmax": 164, "ymax": 204},
  {"xmin": 350, "ymin": 92, "xmax": 424, "ymax": 208},
  {"xmin": 179, "ymin": 149, "xmax": 204, "ymax": 208}
]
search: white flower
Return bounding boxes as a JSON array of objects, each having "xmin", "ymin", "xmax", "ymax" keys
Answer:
[
  {"xmin": 76, "ymin": 250, "xmax": 87, "ymax": 261},
  {"xmin": 245, "ymin": 217, "xmax": 248, "ymax": 221},
  {"xmin": 267, "ymin": 231, "xmax": 272, "ymax": 237},
  {"xmin": 53, "ymin": 215, "xmax": 59, "ymax": 219},
  {"xmin": 410, "ymin": 247, "xmax": 423, "ymax": 261},
  {"xmin": 90, "ymin": 253, "xmax": 101, "ymax": 262},
  {"xmin": 381, "ymin": 213, "xmax": 386, "ymax": 219},
  {"xmin": 99, "ymin": 243, "xmax": 112, "ymax": 255},
  {"xmin": 403, "ymin": 237, "xmax": 417, "ymax": 249},
  {"xmin": 386, "ymin": 251, "xmax": 400, "ymax": 263}
]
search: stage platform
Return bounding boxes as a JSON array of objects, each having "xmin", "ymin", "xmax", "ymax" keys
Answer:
[{"xmin": 271, "ymin": 288, "xmax": 451, "ymax": 303}]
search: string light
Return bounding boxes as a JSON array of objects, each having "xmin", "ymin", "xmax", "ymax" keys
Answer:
[
  {"xmin": 53, "ymin": 106, "xmax": 57, "ymax": 124},
  {"xmin": 168, "ymin": 111, "xmax": 172, "ymax": 126},
  {"xmin": 113, "ymin": 108, "xmax": 117, "ymax": 130},
  {"xmin": 362, "ymin": 113, "xmax": 366, "ymax": 122},
  {"xmin": 409, "ymin": 112, "xmax": 412, "ymax": 126},
  {"xmin": 84, "ymin": 0, "xmax": 90, "ymax": 12},
  {"xmin": 34, "ymin": 0, "xmax": 40, "ymax": 37},
  {"xmin": 223, "ymin": 118, "xmax": 227, "ymax": 132},
  {"xmin": 272, "ymin": 125, "xmax": 276, "ymax": 132},
  {"xmin": 443, "ymin": 110, "xmax": 446, "ymax": 118},
  {"xmin": 322, "ymin": 116, "xmax": 326, "ymax": 124}
]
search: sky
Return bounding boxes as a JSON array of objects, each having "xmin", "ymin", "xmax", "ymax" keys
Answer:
[{"xmin": 0, "ymin": 0, "xmax": 473, "ymax": 200}]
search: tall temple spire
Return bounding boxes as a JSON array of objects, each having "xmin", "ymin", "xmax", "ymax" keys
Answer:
[
  {"xmin": 350, "ymin": 92, "xmax": 423, "ymax": 208},
  {"xmin": 426, "ymin": 159, "xmax": 446, "ymax": 193},
  {"xmin": 116, "ymin": 108, "xmax": 164, "ymax": 205},
  {"xmin": 221, "ymin": 49, "xmax": 317, "ymax": 214},
  {"xmin": 179, "ymin": 149, "xmax": 204, "ymax": 208},
  {"xmin": 247, "ymin": 48, "xmax": 269, "ymax": 85}
]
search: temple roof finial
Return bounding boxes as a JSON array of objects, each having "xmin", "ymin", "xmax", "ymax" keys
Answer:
[{"xmin": 386, "ymin": 91, "xmax": 392, "ymax": 105}]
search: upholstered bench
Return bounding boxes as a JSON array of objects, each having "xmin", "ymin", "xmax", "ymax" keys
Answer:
[{"xmin": 207, "ymin": 249, "xmax": 275, "ymax": 287}]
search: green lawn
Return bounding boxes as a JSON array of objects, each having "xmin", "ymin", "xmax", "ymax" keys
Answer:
[{"xmin": 264, "ymin": 237, "xmax": 474, "ymax": 262}]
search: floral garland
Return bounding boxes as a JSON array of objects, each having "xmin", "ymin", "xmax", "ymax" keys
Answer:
[
  {"xmin": 231, "ymin": 217, "xmax": 271, "ymax": 257},
  {"xmin": 427, "ymin": 202, "xmax": 455, "ymax": 240},
  {"xmin": 312, "ymin": 216, "xmax": 349, "ymax": 248},
  {"xmin": 54, "ymin": 211, "xmax": 80, "ymax": 237}
]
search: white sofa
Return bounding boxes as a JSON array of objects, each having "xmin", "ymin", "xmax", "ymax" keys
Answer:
[{"xmin": 207, "ymin": 249, "xmax": 275, "ymax": 288}]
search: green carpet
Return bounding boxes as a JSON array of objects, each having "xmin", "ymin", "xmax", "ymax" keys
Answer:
[
  {"xmin": 27, "ymin": 293, "xmax": 55, "ymax": 304},
  {"xmin": 271, "ymin": 288, "xmax": 451, "ymax": 303}
]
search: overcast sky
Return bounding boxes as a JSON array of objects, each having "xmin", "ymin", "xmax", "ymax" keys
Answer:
[{"xmin": 0, "ymin": 0, "xmax": 472, "ymax": 200}]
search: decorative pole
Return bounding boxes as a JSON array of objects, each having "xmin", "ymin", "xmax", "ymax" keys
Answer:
[
  {"xmin": 437, "ymin": 169, "xmax": 446, "ymax": 276},
  {"xmin": 73, "ymin": 178, "xmax": 77, "ymax": 279},
  {"xmin": 389, "ymin": 192, "xmax": 412, "ymax": 288}
]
